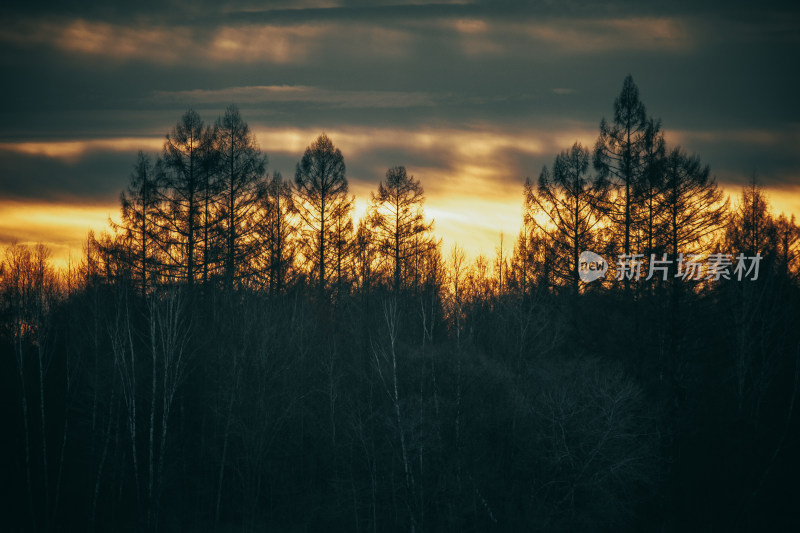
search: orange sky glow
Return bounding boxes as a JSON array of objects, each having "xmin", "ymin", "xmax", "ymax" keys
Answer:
[
  {"xmin": 0, "ymin": 127, "xmax": 592, "ymax": 269},
  {"xmin": 2, "ymin": 183, "xmax": 798, "ymax": 273}
]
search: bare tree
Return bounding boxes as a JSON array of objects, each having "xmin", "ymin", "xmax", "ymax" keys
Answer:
[
  {"xmin": 294, "ymin": 134, "xmax": 351, "ymax": 297},
  {"xmin": 725, "ymin": 175, "xmax": 778, "ymax": 259},
  {"xmin": 260, "ymin": 171, "xmax": 297, "ymax": 295},
  {"xmin": 594, "ymin": 74, "xmax": 649, "ymax": 258},
  {"xmin": 637, "ymin": 118, "xmax": 667, "ymax": 258},
  {"xmin": 353, "ymin": 217, "xmax": 379, "ymax": 295},
  {"xmin": 3, "ymin": 244, "xmax": 37, "ymax": 530},
  {"xmin": 149, "ymin": 288, "xmax": 192, "ymax": 528},
  {"xmin": 775, "ymin": 213, "xmax": 800, "ymax": 281},
  {"xmin": 115, "ymin": 151, "xmax": 162, "ymax": 293},
  {"xmin": 199, "ymin": 123, "xmax": 221, "ymax": 286},
  {"xmin": 525, "ymin": 142, "xmax": 608, "ymax": 293},
  {"xmin": 158, "ymin": 109, "xmax": 213, "ymax": 286},
  {"xmin": 723, "ymin": 179, "xmax": 779, "ymax": 414},
  {"xmin": 371, "ymin": 298, "xmax": 417, "ymax": 532},
  {"xmin": 108, "ymin": 287, "xmax": 142, "ymax": 518},
  {"xmin": 331, "ymin": 198, "xmax": 355, "ymax": 299},
  {"xmin": 660, "ymin": 147, "xmax": 728, "ymax": 262},
  {"xmin": 215, "ymin": 104, "xmax": 268, "ymax": 290},
  {"xmin": 369, "ymin": 166, "xmax": 434, "ymax": 293}
]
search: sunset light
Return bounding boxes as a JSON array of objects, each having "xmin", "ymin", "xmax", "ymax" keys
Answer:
[{"xmin": 1, "ymin": 1, "xmax": 799, "ymax": 531}]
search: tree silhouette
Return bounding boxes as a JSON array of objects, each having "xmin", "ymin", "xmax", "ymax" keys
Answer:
[
  {"xmin": 115, "ymin": 151, "xmax": 161, "ymax": 294},
  {"xmin": 369, "ymin": 166, "xmax": 435, "ymax": 293},
  {"xmin": 660, "ymin": 147, "xmax": 728, "ymax": 263},
  {"xmin": 294, "ymin": 133, "xmax": 350, "ymax": 297},
  {"xmin": 725, "ymin": 176, "xmax": 778, "ymax": 259},
  {"xmin": 2, "ymin": 81, "xmax": 800, "ymax": 533},
  {"xmin": 594, "ymin": 74, "xmax": 648, "ymax": 258},
  {"xmin": 215, "ymin": 104, "xmax": 268, "ymax": 290},
  {"xmin": 775, "ymin": 213, "xmax": 800, "ymax": 281},
  {"xmin": 158, "ymin": 109, "xmax": 212, "ymax": 287},
  {"xmin": 525, "ymin": 142, "xmax": 609, "ymax": 293},
  {"xmin": 259, "ymin": 171, "xmax": 297, "ymax": 295},
  {"xmin": 638, "ymin": 117, "xmax": 667, "ymax": 258}
]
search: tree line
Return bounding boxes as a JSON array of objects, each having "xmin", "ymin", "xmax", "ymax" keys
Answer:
[
  {"xmin": 99, "ymin": 105, "xmax": 438, "ymax": 300},
  {"xmin": 2, "ymin": 75, "xmax": 799, "ymax": 532}
]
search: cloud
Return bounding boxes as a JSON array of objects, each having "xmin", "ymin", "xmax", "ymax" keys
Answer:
[
  {"xmin": 666, "ymin": 126, "xmax": 800, "ymax": 188},
  {"xmin": 0, "ymin": 18, "xmax": 315, "ymax": 65},
  {"xmin": 0, "ymin": 18, "xmax": 196, "ymax": 64},
  {"xmin": 1, "ymin": 119, "xmax": 798, "ymax": 265},
  {"xmin": 206, "ymin": 24, "xmax": 323, "ymax": 64},
  {"xmin": 0, "ymin": 11, "xmax": 694, "ymax": 69},
  {"xmin": 0, "ymin": 0, "xmax": 797, "ymax": 266},
  {"xmin": 0, "ymin": 122, "xmax": 599, "ymax": 261},
  {"xmin": 0, "ymin": 16, "xmax": 416, "ymax": 66},
  {"xmin": 408, "ymin": 15, "xmax": 694, "ymax": 58},
  {"xmin": 671, "ymin": 128, "xmax": 785, "ymax": 147},
  {"xmin": 152, "ymin": 85, "xmax": 441, "ymax": 108},
  {"xmin": 0, "ymin": 138, "xmax": 164, "ymax": 162},
  {"xmin": 0, "ymin": 149, "xmax": 140, "ymax": 203}
]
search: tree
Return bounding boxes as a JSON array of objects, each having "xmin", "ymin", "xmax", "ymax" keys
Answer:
[
  {"xmin": 199, "ymin": 123, "xmax": 221, "ymax": 286},
  {"xmin": 353, "ymin": 217, "xmax": 378, "ymax": 295},
  {"xmin": 725, "ymin": 176, "xmax": 778, "ymax": 260},
  {"xmin": 775, "ymin": 213, "xmax": 800, "ymax": 281},
  {"xmin": 508, "ymin": 226, "xmax": 553, "ymax": 297},
  {"xmin": 158, "ymin": 109, "xmax": 213, "ymax": 286},
  {"xmin": 215, "ymin": 104, "xmax": 268, "ymax": 290},
  {"xmin": 660, "ymin": 148, "xmax": 728, "ymax": 263},
  {"xmin": 330, "ymin": 198, "xmax": 354, "ymax": 298},
  {"xmin": 1, "ymin": 244, "xmax": 65, "ymax": 530},
  {"xmin": 637, "ymin": 118, "xmax": 667, "ymax": 258},
  {"xmin": 116, "ymin": 151, "xmax": 162, "ymax": 294},
  {"xmin": 493, "ymin": 232, "xmax": 508, "ymax": 297},
  {"xmin": 656, "ymin": 148, "xmax": 727, "ymax": 419},
  {"xmin": 259, "ymin": 171, "xmax": 297, "ymax": 295},
  {"xmin": 594, "ymin": 74, "xmax": 648, "ymax": 257},
  {"xmin": 525, "ymin": 142, "xmax": 608, "ymax": 293},
  {"xmin": 369, "ymin": 166, "xmax": 435, "ymax": 293},
  {"xmin": 294, "ymin": 134, "xmax": 351, "ymax": 296}
]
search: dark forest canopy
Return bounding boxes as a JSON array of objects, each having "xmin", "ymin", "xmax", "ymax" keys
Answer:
[{"xmin": 2, "ymin": 77, "xmax": 800, "ymax": 532}]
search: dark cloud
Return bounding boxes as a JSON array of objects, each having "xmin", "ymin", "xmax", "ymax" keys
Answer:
[
  {"xmin": 0, "ymin": 0, "xmax": 797, "ymax": 217},
  {"xmin": 0, "ymin": 149, "xmax": 131, "ymax": 204}
]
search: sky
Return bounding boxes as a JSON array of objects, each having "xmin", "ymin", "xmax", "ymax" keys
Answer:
[{"xmin": 1, "ymin": 0, "xmax": 798, "ymax": 266}]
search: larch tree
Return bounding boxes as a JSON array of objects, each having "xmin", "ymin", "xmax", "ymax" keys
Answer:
[
  {"xmin": 508, "ymin": 225, "xmax": 554, "ymax": 297},
  {"xmin": 294, "ymin": 133, "xmax": 350, "ymax": 296},
  {"xmin": 352, "ymin": 217, "xmax": 378, "ymax": 295},
  {"xmin": 508, "ymin": 229, "xmax": 534, "ymax": 297},
  {"xmin": 330, "ymin": 197, "xmax": 355, "ymax": 298},
  {"xmin": 775, "ymin": 213, "xmax": 800, "ymax": 280},
  {"xmin": 721, "ymin": 179, "xmax": 783, "ymax": 423},
  {"xmin": 725, "ymin": 176, "xmax": 778, "ymax": 259},
  {"xmin": 158, "ymin": 109, "xmax": 211, "ymax": 287},
  {"xmin": 368, "ymin": 166, "xmax": 434, "ymax": 293},
  {"xmin": 637, "ymin": 117, "xmax": 667, "ymax": 258},
  {"xmin": 659, "ymin": 147, "xmax": 728, "ymax": 264},
  {"xmin": 116, "ymin": 151, "xmax": 162, "ymax": 294},
  {"xmin": 594, "ymin": 74, "xmax": 649, "ymax": 257},
  {"xmin": 657, "ymin": 147, "xmax": 727, "ymax": 404},
  {"xmin": 215, "ymin": 105, "xmax": 268, "ymax": 290},
  {"xmin": 199, "ymin": 123, "xmax": 221, "ymax": 286},
  {"xmin": 494, "ymin": 232, "xmax": 507, "ymax": 297},
  {"xmin": 261, "ymin": 171, "xmax": 297, "ymax": 295},
  {"xmin": 525, "ymin": 142, "xmax": 609, "ymax": 294}
]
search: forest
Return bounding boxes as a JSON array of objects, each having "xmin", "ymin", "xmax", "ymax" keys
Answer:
[{"xmin": 2, "ymin": 75, "xmax": 799, "ymax": 532}]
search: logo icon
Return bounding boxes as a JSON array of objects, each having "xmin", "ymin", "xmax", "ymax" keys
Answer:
[{"xmin": 578, "ymin": 250, "xmax": 608, "ymax": 282}]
